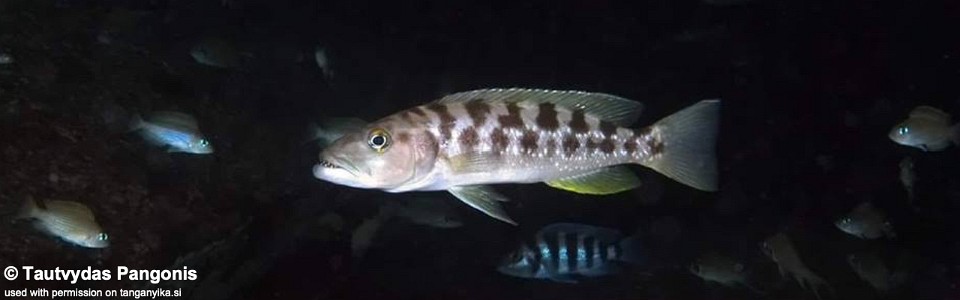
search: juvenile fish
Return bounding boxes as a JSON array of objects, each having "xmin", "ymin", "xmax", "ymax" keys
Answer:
[
  {"xmin": 0, "ymin": 52, "xmax": 13, "ymax": 65},
  {"xmin": 835, "ymin": 202, "xmax": 895, "ymax": 240},
  {"xmin": 689, "ymin": 252, "xmax": 762, "ymax": 293},
  {"xmin": 130, "ymin": 111, "xmax": 213, "ymax": 154},
  {"xmin": 382, "ymin": 197, "xmax": 463, "ymax": 228},
  {"xmin": 761, "ymin": 233, "xmax": 832, "ymax": 300},
  {"xmin": 498, "ymin": 223, "xmax": 645, "ymax": 283},
  {"xmin": 899, "ymin": 157, "xmax": 916, "ymax": 207},
  {"xmin": 18, "ymin": 196, "xmax": 109, "ymax": 248},
  {"xmin": 889, "ymin": 105, "xmax": 960, "ymax": 151},
  {"xmin": 191, "ymin": 37, "xmax": 245, "ymax": 69},
  {"xmin": 351, "ymin": 213, "xmax": 387, "ymax": 258},
  {"xmin": 313, "ymin": 88, "xmax": 720, "ymax": 224},
  {"xmin": 314, "ymin": 46, "xmax": 334, "ymax": 80},
  {"xmin": 848, "ymin": 252, "xmax": 905, "ymax": 294}
]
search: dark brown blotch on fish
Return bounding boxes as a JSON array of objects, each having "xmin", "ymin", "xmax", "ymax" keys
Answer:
[
  {"xmin": 649, "ymin": 137, "xmax": 665, "ymax": 156},
  {"xmin": 599, "ymin": 138, "xmax": 616, "ymax": 154},
  {"xmin": 396, "ymin": 132, "xmax": 411, "ymax": 143},
  {"xmin": 624, "ymin": 138, "xmax": 638, "ymax": 154},
  {"xmin": 408, "ymin": 106, "xmax": 428, "ymax": 117},
  {"xmin": 569, "ymin": 109, "xmax": 589, "ymax": 134},
  {"xmin": 633, "ymin": 126, "xmax": 653, "ymax": 137},
  {"xmin": 458, "ymin": 127, "xmax": 480, "ymax": 149},
  {"xmin": 465, "ymin": 99, "xmax": 491, "ymax": 126},
  {"xmin": 490, "ymin": 127, "xmax": 509, "ymax": 153},
  {"xmin": 535, "ymin": 103, "xmax": 559, "ymax": 131},
  {"xmin": 498, "ymin": 102, "xmax": 524, "ymax": 129},
  {"xmin": 599, "ymin": 121, "xmax": 617, "ymax": 137},
  {"xmin": 562, "ymin": 136, "xmax": 580, "ymax": 156},
  {"xmin": 586, "ymin": 138, "xmax": 599, "ymax": 150},
  {"xmin": 520, "ymin": 129, "xmax": 538, "ymax": 152},
  {"xmin": 427, "ymin": 103, "xmax": 456, "ymax": 140},
  {"xmin": 422, "ymin": 129, "xmax": 438, "ymax": 150}
]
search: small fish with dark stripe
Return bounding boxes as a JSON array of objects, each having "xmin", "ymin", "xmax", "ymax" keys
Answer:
[
  {"xmin": 497, "ymin": 223, "xmax": 645, "ymax": 283},
  {"xmin": 313, "ymin": 88, "xmax": 721, "ymax": 224}
]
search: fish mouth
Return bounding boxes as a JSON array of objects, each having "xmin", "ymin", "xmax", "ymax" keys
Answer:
[
  {"xmin": 317, "ymin": 155, "xmax": 361, "ymax": 175},
  {"xmin": 317, "ymin": 158, "xmax": 342, "ymax": 169}
]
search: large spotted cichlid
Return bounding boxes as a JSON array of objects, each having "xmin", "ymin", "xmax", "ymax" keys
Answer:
[{"xmin": 313, "ymin": 88, "xmax": 720, "ymax": 224}]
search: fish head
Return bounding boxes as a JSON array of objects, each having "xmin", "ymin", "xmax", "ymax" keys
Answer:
[
  {"xmin": 190, "ymin": 38, "xmax": 239, "ymax": 68},
  {"xmin": 314, "ymin": 120, "xmax": 437, "ymax": 190},
  {"xmin": 888, "ymin": 119, "xmax": 942, "ymax": 150},
  {"xmin": 185, "ymin": 137, "xmax": 214, "ymax": 154},
  {"xmin": 688, "ymin": 259, "xmax": 705, "ymax": 276},
  {"xmin": 76, "ymin": 231, "xmax": 110, "ymax": 248},
  {"xmin": 497, "ymin": 248, "xmax": 538, "ymax": 278},
  {"xmin": 835, "ymin": 215, "xmax": 864, "ymax": 237},
  {"xmin": 190, "ymin": 44, "xmax": 215, "ymax": 66}
]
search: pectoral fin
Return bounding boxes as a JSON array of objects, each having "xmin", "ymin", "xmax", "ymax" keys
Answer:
[
  {"xmin": 447, "ymin": 153, "xmax": 501, "ymax": 174},
  {"xmin": 448, "ymin": 186, "xmax": 517, "ymax": 225},
  {"xmin": 545, "ymin": 167, "xmax": 641, "ymax": 195}
]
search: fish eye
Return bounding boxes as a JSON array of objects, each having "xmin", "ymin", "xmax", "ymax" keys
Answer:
[
  {"xmin": 97, "ymin": 233, "xmax": 109, "ymax": 241},
  {"xmin": 199, "ymin": 139, "xmax": 209, "ymax": 147},
  {"xmin": 368, "ymin": 128, "xmax": 391, "ymax": 152},
  {"xmin": 898, "ymin": 126, "xmax": 909, "ymax": 135}
]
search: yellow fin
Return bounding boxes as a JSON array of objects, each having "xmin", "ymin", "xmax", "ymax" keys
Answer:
[{"xmin": 545, "ymin": 167, "xmax": 641, "ymax": 195}]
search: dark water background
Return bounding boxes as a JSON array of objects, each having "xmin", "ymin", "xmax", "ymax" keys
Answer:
[{"xmin": 0, "ymin": 0, "xmax": 958, "ymax": 299}]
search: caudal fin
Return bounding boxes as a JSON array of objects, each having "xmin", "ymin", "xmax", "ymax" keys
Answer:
[{"xmin": 641, "ymin": 99, "xmax": 720, "ymax": 191}]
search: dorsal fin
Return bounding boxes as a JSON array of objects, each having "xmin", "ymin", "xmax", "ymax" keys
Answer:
[
  {"xmin": 149, "ymin": 111, "xmax": 200, "ymax": 131},
  {"xmin": 437, "ymin": 88, "xmax": 644, "ymax": 126},
  {"xmin": 47, "ymin": 200, "xmax": 97, "ymax": 222},
  {"xmin": 909, "ymin": 106, "xmax": 951, "ymax": 124}
]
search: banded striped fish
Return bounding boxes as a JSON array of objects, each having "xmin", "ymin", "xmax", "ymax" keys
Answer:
[
  {"xmin": 130, "ymin": 111, "xmax": 214, "ymax": 154},
  {"xmin": 313, "ymin": 88, "xmax": 720, "ymax": 224},
  {"xmin": 497, "ymin": 223, "xmax": 644, "ymax": 283}
]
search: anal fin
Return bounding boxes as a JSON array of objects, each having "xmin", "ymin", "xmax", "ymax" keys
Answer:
[
  {"xmin": 448, "ymin": 186, "xmax": 517, "ymax": 225},
  {"xmin": 545, "ymin": 167, "xmax": 641, "ymax": 195}
]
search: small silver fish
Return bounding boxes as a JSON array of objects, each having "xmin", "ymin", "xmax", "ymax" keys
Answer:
[
  {"xmin": 130, "ymin": 111, "xmax": 213, "ymax": 154},
  {"xmin": 18, "ymin": 196, "xmax": 109, "ymax": 248},
  {"xmin": 899, "ymin": 157, "xmax": 916, "ymax": 206},
  {"xmin": 689, "ymin": 252, "xmax": 762, "ymax": 293},
  {"xmin": 351, "ymin": 213, "xmax": 387, "ymax": 258},
  {"xmin": 314, "ymin": 46, "xmax": 334, "ymax": 80},
  {"xmin": 761, "ymin": 233, "xmax": 832, "ymax": 300},
  {"xmin": 848, "ymin": 252, "xmax": 904, "ymax": 294},
  {"xmin": 191, "ymin": 37, "xmax": 245, "ymax": 69},
  {"xmin": 889, "ymin": 105, "xmax": 960, "ymax": 151},
  {"xmin": 497, "ymin": 223, "xmax": 644, "ymax": 283},
  {"xmin": 0, "ymin": 52, "xmax": 13, "ymax": 65},
  {"xmin": 314, "ymin": 88, "xmax": 720, "ymax": 225},
  {"xmin": 382, "ymin": 197, "xmax": 463, "ymax": 228},
  {"xmin": 835, "ymin": 202, "xmax": 895, "ymax": 240}
]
